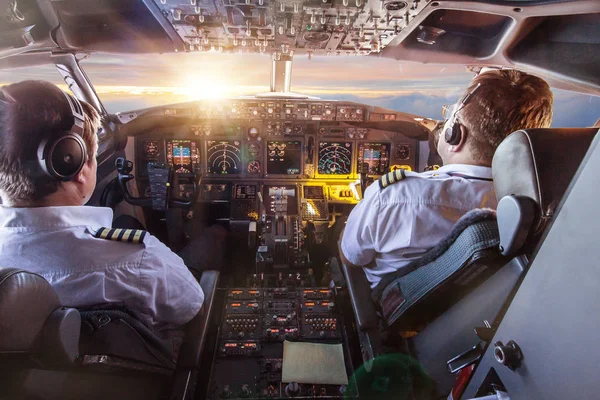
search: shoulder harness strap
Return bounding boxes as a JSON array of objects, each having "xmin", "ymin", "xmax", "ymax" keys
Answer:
[
  {"xmin": 93, "ymin": 227, "xmax": 147, "ymax": 244},
  {"xmin": 379, "ymin": 168, "xmax": 406, "ymax": 189}
]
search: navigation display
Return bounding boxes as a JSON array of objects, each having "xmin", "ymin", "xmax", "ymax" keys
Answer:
[
  {"xmin": 167, "ymin": 139, "xmax": 198, "ymax": 174},
  {"xmin": 266, "ymin": 141, "xmax": 302, "ymax": 175},
  {"xmin": 318, "ymin": 142, "xmax": 353, "ymax": 175},
  {"xmin": 207, "ymin": 140, "xmax": 242, "ymax": 174},
  {"xmin": 358, "ymin": 142, "xmax": 390, "ymax": 175}
]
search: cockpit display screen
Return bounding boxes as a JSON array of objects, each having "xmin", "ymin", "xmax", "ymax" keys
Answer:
[
  {"xmin": 318, "ymin": 142, "xmax": 353, "ymax": 175},
  {"xmin": 266, "ymin": 141, "xmax": 302, "ymax": 175},
  {"xmin": 167, "ymin": 139, "xmax": 197, "ymax": 174},
  {"xmin": 358, "ymin": 142, "xmax": 390, "ymax": 175},
  {"xmin": 207, "ymin": 140, "xmax": 242, "ymax": 174}
]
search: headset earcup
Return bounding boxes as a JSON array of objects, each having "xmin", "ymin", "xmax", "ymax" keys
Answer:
[
  {"xmin": 38, "ymin": 133, "xmax": 87, "ymax": 181},
  {"xmin": 444, "ymin": 121, "xmax": 462, "ymax": 146}
]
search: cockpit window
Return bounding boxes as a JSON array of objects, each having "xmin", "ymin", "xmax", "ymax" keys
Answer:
[
  {"xmin": 0, "ymin": 65, "xmax": 63, "ymax": 87},
  {"xmin": 79, "ymin": 54, "xmax": 599, "ymax": 128},
  {"xmin": 2, "ymin": 56, "xmax": 599, "ymax": 128}
]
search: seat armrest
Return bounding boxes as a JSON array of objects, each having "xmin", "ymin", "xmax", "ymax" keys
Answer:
[
  {"xmin": 176, "ymin": 270, "xmax": 220, "ymax": 369},
  {"xmin": 341, "ymin": 261, "xmax": 379, "ymax": 330}
]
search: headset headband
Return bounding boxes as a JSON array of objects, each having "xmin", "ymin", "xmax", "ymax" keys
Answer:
[{"xmin": 444, "ymin": 83, "xmax": 482, "ymax": 145}]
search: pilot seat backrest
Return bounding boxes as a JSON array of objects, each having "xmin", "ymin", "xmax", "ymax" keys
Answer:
[
  {"xmin": 372, "ymin": 128, "xmax": 599, "ymax": 331},
  {"xmin": 0, "ymin": 268, "xmax": 81, "ymax": 366},
  {"xmin": 493, "ymin": 128, "xmax": 598, "ymax": 257}
]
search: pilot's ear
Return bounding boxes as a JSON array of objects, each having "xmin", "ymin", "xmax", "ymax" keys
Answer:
[{"xmin": 73, "ymin": 167, "xmax": 88, "ymax": 185}]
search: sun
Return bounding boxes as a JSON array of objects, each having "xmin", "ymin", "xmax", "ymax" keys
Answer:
[{"xmin": 176, "ymin": 75, "xmax": 235, "ymax": 100}]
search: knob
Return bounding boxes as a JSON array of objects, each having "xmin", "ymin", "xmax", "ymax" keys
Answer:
[
  {"xmin": 172, "ymin": 8, "xmax": 182, "ymax": 21},
  {"xmin": 494, "ymin": 340, "xmax": 523, "ymax": 370},
  {"xmin": 222, "ymin": 385, "xmax": 232, "ymax": 398},
  {"xmin": 285, "ymin": 382, "xmax": 301, "ymax": 397}
]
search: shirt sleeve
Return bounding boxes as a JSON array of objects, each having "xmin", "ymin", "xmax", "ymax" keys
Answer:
[
  {"xmin": 341, "ymin": 183, "xmax": 380, "ymax": 266},
  {"xmin": 139, "ymin": 235, "xmax": 205, "ymax": 328}
]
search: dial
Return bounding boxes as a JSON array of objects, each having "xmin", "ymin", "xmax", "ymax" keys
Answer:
[
  {"xmin": 248, "ymin": 127, "xmax": 260, "ymax": 138},
  {"xmin": 144, "ymin": 141, "xmax": 159, "ymax": 157},
  {"xmin": 207, "ymin": 140, "xmax": 242, "ymax": 174},
  {"xmin": 395, "ymin": 144, "xmax": 410, "ymax": 160},
  {"xmin": 293, "ymin": 124, "xmax": 303, "ymax": 134},
  {"xmin": 248, "ymin": 143, "xmax": 260, "ymax": 157},
  {"xmin": 247, "ymin": 160, "xmax": 261, "ymax": 174},
  {"xmin": 318, "ymin": 142, "xmax": 353, "ymax": 175}
]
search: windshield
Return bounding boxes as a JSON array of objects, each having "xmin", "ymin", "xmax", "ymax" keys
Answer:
[{"xmin": 1, "ymin": 54, "xmax": 598, "ymax": 127}]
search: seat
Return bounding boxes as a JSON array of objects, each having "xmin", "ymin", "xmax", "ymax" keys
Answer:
[
  {"xmin": 0, "ymin": 267, "xmax": 220, "ymax": 400},
  {"xmin": 342, "ymin": 127, "xmax": 598, "ymax": 392}
]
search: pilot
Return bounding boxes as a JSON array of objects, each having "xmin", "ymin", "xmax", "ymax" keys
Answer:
[
  {"xmin": 339, "ymin": 70, "xmax": 554, "ymax": 288},
  {"xmin": 0, "ymin": 80, "xmax": 205, "ymax": 334}
]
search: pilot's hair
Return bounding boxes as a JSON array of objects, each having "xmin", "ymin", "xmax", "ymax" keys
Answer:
[
  {"xmin": 459, "ymin": 70, "xmax": 553, "ymax": 164},
  {"xmin": 0, "ymin": 80, "xmax": 101, "ymax": 203}
]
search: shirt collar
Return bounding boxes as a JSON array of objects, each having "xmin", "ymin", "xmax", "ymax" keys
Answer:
[
  {"xmin": 0, "ymin": 206, "xmax": 113, "ymax": 229},
  {"xmin": 434, "ymin": 164, "xmax": 493, "ymax": 180}
]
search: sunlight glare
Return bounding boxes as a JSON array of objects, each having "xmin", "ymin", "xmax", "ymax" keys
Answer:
[{"xmin": 176, "ymin": 75, "xmax": 234, "ymax": 100}]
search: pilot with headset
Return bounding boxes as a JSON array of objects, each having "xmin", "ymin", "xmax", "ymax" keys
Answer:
[
  {"xmin": 339, "ymin": 70, "xmax": 554, "ymax": 289},
  {"xmin": 0, "ymin": 80, "xmax": 205, "ymax": 339}
]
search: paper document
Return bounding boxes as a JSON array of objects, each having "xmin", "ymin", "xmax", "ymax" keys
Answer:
[{"xmin": 281, "ymin": 341, "xmax": 349, "ymax": 385}]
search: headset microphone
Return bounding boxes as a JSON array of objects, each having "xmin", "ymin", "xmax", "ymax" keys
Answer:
[{"xmin": 37, "ymin": 91, "xmax": 87, "ymax": 181}]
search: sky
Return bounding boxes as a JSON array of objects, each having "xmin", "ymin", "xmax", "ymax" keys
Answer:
[{"xmin": 0, "ymin": 52, "xmax": 598, "ymax": 127}]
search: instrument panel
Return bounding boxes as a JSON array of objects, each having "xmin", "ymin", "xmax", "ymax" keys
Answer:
[{"xmin": 135, "ymin": 99, "xmax": 418, "ymax": 206}]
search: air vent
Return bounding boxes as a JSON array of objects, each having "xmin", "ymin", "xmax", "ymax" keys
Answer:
[{"xmin": 384, "ymin": 1, "xmax": 407, "ymax": 11}]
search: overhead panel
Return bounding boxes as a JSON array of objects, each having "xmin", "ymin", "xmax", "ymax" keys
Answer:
[{"xmin": 151, "ymin": 0, "xmax": 430, "ymax": 55}]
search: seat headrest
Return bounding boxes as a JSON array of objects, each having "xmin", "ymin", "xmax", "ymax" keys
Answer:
[
  {"xmin": 493, "ymin": 128, "xmax": 598, "ymax": 236},
  {"xmin": 0, "ymin": 268, "xmax": 61, "ymax": 353}
]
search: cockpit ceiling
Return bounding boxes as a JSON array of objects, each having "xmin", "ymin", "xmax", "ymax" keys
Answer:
[{"xmin": 0, "ymin": 0, "xmax": 599, "ymax": 94}]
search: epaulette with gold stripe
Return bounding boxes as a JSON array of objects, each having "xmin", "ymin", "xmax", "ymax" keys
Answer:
[
  {"xmin": 379, "ymin": 169, "xmax": 406, "ymax": 189},
  {"xmin": 93, "ymin": 227, "xmax": 147, "ymax": 244}
]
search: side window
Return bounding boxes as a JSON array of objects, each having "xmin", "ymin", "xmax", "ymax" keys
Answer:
[
  {"xmin": 0, "ymin": 65, "xmax": 65, "ymax": 90},
  {"xmin": 0, "ymin": 65, "xmax": 107, "ymax": 143}
]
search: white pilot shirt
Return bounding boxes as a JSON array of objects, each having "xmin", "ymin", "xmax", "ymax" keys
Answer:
[
  {"xmin": 341, "ymin": 164, "xmax": 496, "ymax": 288},
  {"xmin": 0, "ymin": 206, "xmax": 204, "ymax": 332}
]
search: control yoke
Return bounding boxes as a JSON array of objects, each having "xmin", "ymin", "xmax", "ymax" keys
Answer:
[{"xmin": 115, "ymin": 157, "xmax": 197, "ymax": 210}]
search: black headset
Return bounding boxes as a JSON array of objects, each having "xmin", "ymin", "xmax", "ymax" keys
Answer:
[
  {"xmin": 444, "ymin": 82, "xmax": 482, "ymax": 146},
  {"xmin": 37, "ymin": 91, "xmax": 87, "ymax": 181}
]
